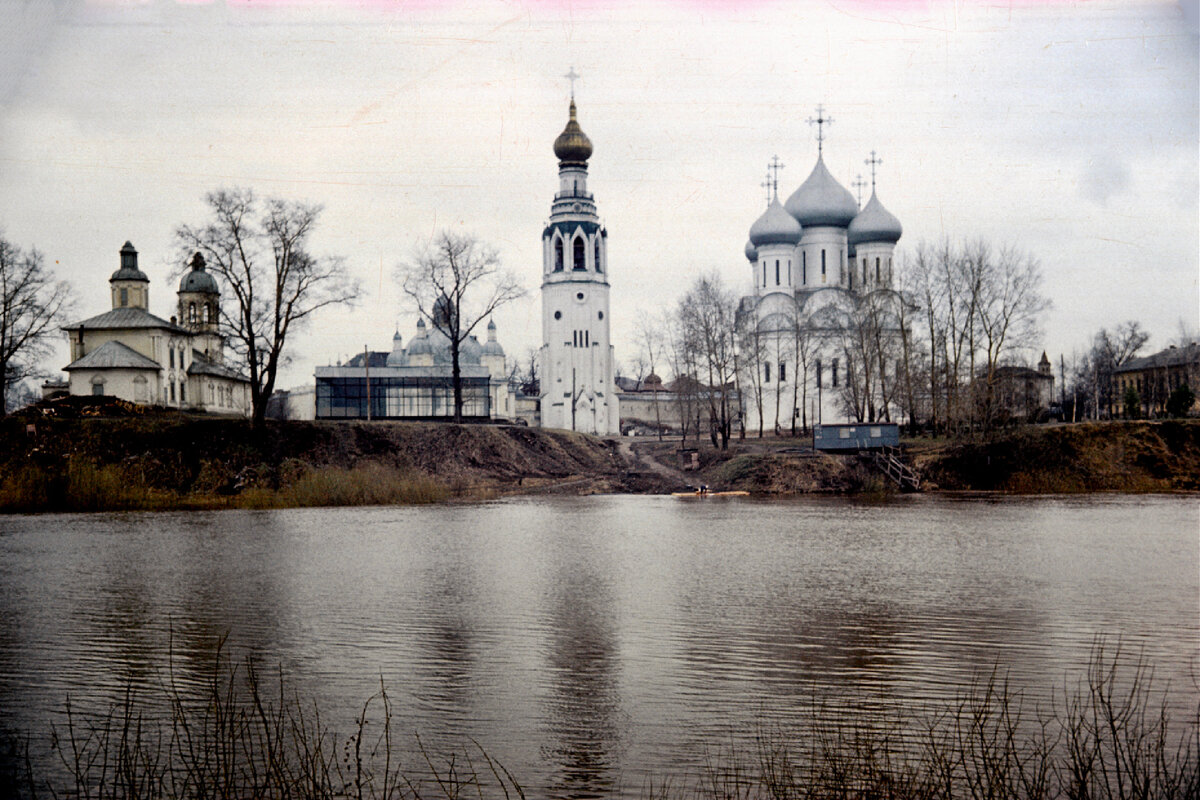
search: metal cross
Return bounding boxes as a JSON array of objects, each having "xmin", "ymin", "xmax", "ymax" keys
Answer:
[
  {"xmin": 767, "ymin": 154, "xmax": 785, "ymax": 200},
  {"xmin": 760, "ymin": 170, "xmax": 773, "ymax": 206},
  {"xmin": 564, "ymin": 67, "xmax": 580, "ymax": 99},
  {"xmin": 865, "ymin": 150, "xmax": 882, "ymax": 189},
  {"xmin": 806, "ymin": 104, "xmax": 834, "ymax": 156},
  {"xmin": 851, "ymin": 174, "xmax": 867, "ymax": 208}
]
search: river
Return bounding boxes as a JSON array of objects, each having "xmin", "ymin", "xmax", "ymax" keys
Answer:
[{"xmin": 0, "ymin": 494, "xmax": 1196, "ymax": 796}]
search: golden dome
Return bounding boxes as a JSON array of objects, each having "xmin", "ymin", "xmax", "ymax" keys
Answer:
[{"xmin": 553, "ymin": 100, "xmax": 593, "ymax": 164}]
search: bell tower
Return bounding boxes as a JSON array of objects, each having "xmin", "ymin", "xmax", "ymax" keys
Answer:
[{"xmin": 538, "ymin": 71, "xmax": 618, "ymax": 435}]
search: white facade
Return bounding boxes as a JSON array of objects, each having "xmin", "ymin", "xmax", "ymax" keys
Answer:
[
  {"xmin": 62, "ymin": 243, "xmax": 251, "ymax": 415},
  {"xmin": 537, "ymin": 98, "xmax": 619, "ymax": 435},
  {"xmin": 739, "ymin": 140, "xmax": 903, "ymax": 433}
]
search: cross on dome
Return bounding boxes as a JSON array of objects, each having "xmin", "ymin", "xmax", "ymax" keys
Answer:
[
  {"xmin": 767, "ymin": 154, "xmax": 785, "ymax": 200},
  {"xmin": 852, "ymin": 174, "xmax": 867, "ymax": 208},
  {"xmin": 807, "ymin": 104, "xmax": 834, "ymax": 156},
  {"xmin": 564, "ymin": 66, "xmax": 580, "ymax": 99},
  {"xmin": 865, "ymin": 150, "xmax": 883, "ymax": 190},
  {"xmin": 760, "ymin": 170, "xmax": 772, "ymax": 207}
]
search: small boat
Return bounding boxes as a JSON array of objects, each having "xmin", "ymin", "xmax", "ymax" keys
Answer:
[{"xmin": 670, "ymin": 490, "xmax": 750, "ymax": 498}]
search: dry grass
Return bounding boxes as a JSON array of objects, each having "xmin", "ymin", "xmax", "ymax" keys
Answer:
[{"xmin": 3, "ymin": 641, "xmax": 1195, "ymax": 800}]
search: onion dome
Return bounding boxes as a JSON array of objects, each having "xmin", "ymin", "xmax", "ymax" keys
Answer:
[
  {"xmin": 749, "ymin": 199, "xmax": 803, "ymax": 247},
  {"xmin": 784, "ymin": 156, "xmax": 859, "ymax": 228},
  {"xmin": 553, "ymin": 100, "xmax": 593, "ymax": 165},
  {"xmin": 848, "ymin": 191, "xmax": 903, "ymax": 245},
  {"xmin": 179, "ymin": 252, "xmax": 218, "ymax": 294},
  {"xmin": 744, "ymin": 240, "xmax": 758, "ymax": 262},
  {"xmin": 482, "ymin": 318, "xmax": 504, "ymax": 356},
  {"xmin": 110, "ymin": 241, "xmax": 148, "ymax": 282}
]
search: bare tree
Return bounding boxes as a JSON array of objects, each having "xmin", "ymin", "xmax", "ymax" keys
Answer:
[
  {"xmin": 789, "ymin": 300, "xmax": 815, "ymax": 435},
  {"xmin": 634, "ymin": 311, "xmax": 666, "ymax": 440},
  {"xmin": 176, "ymin": 188, "xmax": 358, "ymax": 428},
  {"xmin": 675, "ymin": 272, "xmax": 739, "ymax": 450},
  {"xmin": 736, "ymin": 308, "xmax": 767, "ymax": 437},
  {"xmin": 0, "ymin": 234, "xmax": 71, "ymax": 416},
  {"xmin": 397, "ymin": 231, "xmax": 524, "ymax": 423}
]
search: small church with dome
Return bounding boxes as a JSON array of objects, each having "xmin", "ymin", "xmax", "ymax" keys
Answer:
[
  {"xmin": 738, "ymin": 108, "xmax": 904, "ymax": 432},
  {"xmin": 60, "ymin": 243, "xmax": 251, "ymax": 414}
]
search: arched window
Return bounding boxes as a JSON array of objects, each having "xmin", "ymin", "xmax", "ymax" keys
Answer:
[
  {"xmin": 188, "ymin": 302, "xmax": 197, "ymax": 323},
  {"xmin": 573, "ymin": 236, "xmax": 586, "ymax": 270},
  {"xmin": 802, "ymin": 252, "xmax": 807, "ymax": 284},
  {"xmin": 119, "ymin": 288, "xmax": 128, "ymax": 307},
  {"xmin": 821, "ymin": 249, "xmax": 826, "ymax": 279},
  {"xmin": 832, "ymin": 358, "xmax": 839, "ymax": 388},
  {"xmin": 876, "ymin": 257, "xmax": 881, "ymax": 282},
  {"xmin": 764, "ymin": 362, "xmax": 771, "ymax": 383},
  {"xmin": 594, "ymin": 239, "xmax": 602, "ymax": 273},
  {"xmin": 554, "ymin": 238, "xmax": 564, "ymax": 272},
  {"xmin": 815, "ymin": 359, "xmax": 822, "ymax": 389},
  {"xmin": 762, "ymin": 263, "xmax": 766, "ymax": 287},
  {"xmin": 862, "ymin": 258, "xmax": 867, "ymax": 284},
  {"xmin": 775, "ymin": 260, "xmax": 780, "ymax": 286}
]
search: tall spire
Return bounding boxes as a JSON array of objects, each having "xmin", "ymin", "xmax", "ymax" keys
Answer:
[
  {"xmin": 865, "ymin": 150, "xmax": 882, "ymax": 190},
  {"xmin": 807, "ymin": 104, "xmax": 834, "ymax": 157}
]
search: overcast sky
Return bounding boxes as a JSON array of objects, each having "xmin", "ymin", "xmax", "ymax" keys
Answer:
[{"xmin": 1, "ymin": 0, "xmax": 1197, "ymax": 388}]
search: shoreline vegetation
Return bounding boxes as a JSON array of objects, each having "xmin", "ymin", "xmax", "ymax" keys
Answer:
[
  {"xmin": 1, "ymin": 412, "xmax": 1198, "ymax": 513},
  {"xmin": 1, "ymin": 642, "xmax": 1196, "ymax": 799}
]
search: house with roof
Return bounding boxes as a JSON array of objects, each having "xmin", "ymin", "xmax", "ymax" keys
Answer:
[
  {"xmin": 1113, "ymin": 342, "xmax": 1199, "ymax": 417},
  {"xmin": 61, "ymin": 242, "xmax": 250, "ymax": 415}
]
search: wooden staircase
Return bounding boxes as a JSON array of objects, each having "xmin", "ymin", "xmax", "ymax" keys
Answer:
[{"xmin": 870, "ymin": 445, "xmax": 922, "ymax": 491}]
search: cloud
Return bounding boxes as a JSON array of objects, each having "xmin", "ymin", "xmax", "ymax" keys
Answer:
[{"xmin": 1079, "ymin": 155, "xmax": 1132, "ymax": 207}]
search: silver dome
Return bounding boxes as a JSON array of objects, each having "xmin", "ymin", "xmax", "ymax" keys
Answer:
[
  {"xmin": 749, "ymin": 199, "xmax": 802, "ymax": 248},
  {"xmin": 784, "ymin": 156, "xmax": 859, "ymax": 228},
  {"xmin": 847, "ymin": 191, "xmax": 903, "ymax": 245}
]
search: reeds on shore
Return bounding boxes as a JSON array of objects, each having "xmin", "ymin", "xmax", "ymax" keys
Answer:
[
  {"xmin": 0, "ymin": 460, "xmax": 449, "ymax": 513},
  {"xmin": 1, "ymin": 641, "xmax": 1195, "ymax": 800}
]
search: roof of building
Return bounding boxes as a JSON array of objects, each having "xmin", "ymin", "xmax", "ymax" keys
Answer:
[
  {"xmin": 784, "ymin": 155, "xmax": 859, "ymax": 228},
  {"xmin": 553, "ymin": 99, "xmax": 593, "ymax": 164},
  {"xmin": 749, "ymin": 198, "xmax": 803, "ymax": 247},
  {"xmin": 64, "ymin": 340, "xmax": 161, "ymax": 372},
  {"xmin": 847, "ymin": 191, "xmax": 903, "ymax": 245},
  {"xmin": 110, "ymin": 241, "xmax": 149, "ymax": 283},
  {"xmin": 1114, "ymin": 343, "xmax": 1200, "ymax": 374},
  {"xmin": 179, "ymin": 252, "xmax": 219, "ymax": 294},
  {"xmin": 345, "ymin": 351, "xmax": 391, "ymax": 369},
  {"xmin": 64, "ymin": 307, "xmax": 189, "ymax": 334},
  {"xmin": 744, "ymin": 239, "xmax": 758, "ymax": 263},
  {"xmin": 187, "ymin": 355, "xmax": 250, "ymax": 382}
]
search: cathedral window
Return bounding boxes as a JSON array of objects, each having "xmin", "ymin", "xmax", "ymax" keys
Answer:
[
  {"xmin": 779, "ymin": 362, "xmax": 786, "ymax": 382},
  {"xmin": 802, "ymin": 253, "xmax": 807, "ymax": 285},
  {"xmin": 876, "ymin": 258, "xmax": 881, "ymax": 282},
  {"xmin": 762, "ymin": 262, "xmax": 766, "ymax": 287},
  {"xmin": 554, "ymin": 239, "xmax": 564, "ymax": 272},
  {"xmin": 862, "ymin": 259, "xmax": 867, "ymax": 284},
  {"xmin": 764, "ymin": 362, "xmax": 771, "ymax": 383},
  {"xmin": 788, "ymin": 261, "xmax": 791, "ymax": 285},
  {"xmin": 188, "ymin": 302, "xmax": 197, "ymax": 324},
  {"xmin": 181, "ymin": 383, "xmax": 186, "ymax": 403},
  {"xmin": 169, "ymin": 349, "xmax": 175, "ymax": 369},
  {"xmin": 775, "ymin": 260, "xmax": 780, "ymax": 286},
  {"xmin": 833, "ymin": 358, "xmax": 839, "ymax": 388},
  {"xmin": 815, "ymin": 360, "xmax": 822, "ymax": 388},
  {"xmin": 595, "ymin": 239, "xmax": 602, "ymax": 273},
  {"xmin": 120, "ymin": 288, "xmax": 128, "ymax": 307},
  {"xmin": 821, "ymin": 250, "xmax": 826, "ymax": 277},
  {"xmin": 573, "ymin": 236, "xmax": 586, "ymax": 270},
  {"xmin": 170, "ymin": 383, "xmax": 176, "ymax": 403}
]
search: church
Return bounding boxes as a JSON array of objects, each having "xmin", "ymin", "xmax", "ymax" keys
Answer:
[
  {"xmin": 737, "ymin": 109, "xmax": 904, "ymax": 432},
  {"xmin": 61, "ymin": 243, "xmax": 251, "ymax": 414},
  {"xmin": 536, "ymin": 85, "xmax": 620, "ymax": 435}
]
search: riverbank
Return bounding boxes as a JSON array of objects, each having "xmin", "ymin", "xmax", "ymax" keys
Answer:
[
  {"xmin": 2, "ymin": 415, "xmax": 1197, "ymax": 512},
  {"xmin": 0, "ymin": 415, "xmax": 624, "ymax": 512}
]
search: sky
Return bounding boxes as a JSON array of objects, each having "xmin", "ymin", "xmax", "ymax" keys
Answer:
[{"xmin": 1, "ymin": 0, "xmax": 1197, "ymax": 389}]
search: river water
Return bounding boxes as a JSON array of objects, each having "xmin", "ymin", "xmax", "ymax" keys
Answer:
[{"xmin": 0, "ymin": 494, "xmax": 1197, "ymax": 795}]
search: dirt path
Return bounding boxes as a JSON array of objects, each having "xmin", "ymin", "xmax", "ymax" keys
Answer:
[{"xmin": 620, "ymin": 439, "xmax": 688, "ymax": 488}]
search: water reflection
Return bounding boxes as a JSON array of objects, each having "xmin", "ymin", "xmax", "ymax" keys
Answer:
[{"xmin": 0, "ymin": 494, "xmax": 1195, "ymax": 799}]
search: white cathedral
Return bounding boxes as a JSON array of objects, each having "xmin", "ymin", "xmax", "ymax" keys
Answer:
[
  {"xmin": 536, "ymin": 92, "xmax": 620, "ymax": 435},
  {"xmin": 737, "ymin": 110, "xmax": 903, "ymax": 433}
]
